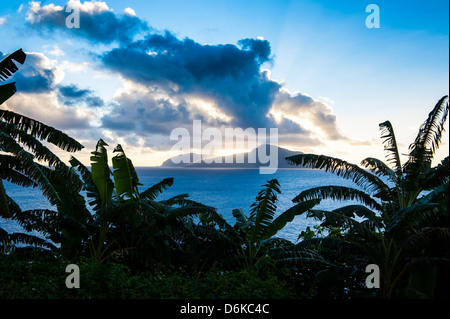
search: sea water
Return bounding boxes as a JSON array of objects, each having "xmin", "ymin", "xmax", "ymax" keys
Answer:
[{"xmin": 1, "ymin": 168, "xmax": 363, "ymax": 243}]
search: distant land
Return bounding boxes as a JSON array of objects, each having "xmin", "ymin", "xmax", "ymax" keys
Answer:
[{"xmin": 160, "ymin": 144, "xmax": 303, "ymax": 168}]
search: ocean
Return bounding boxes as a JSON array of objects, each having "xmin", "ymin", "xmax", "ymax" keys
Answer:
[{"xmin": 1, "ymin": 167, "xmax": 363, "ymax": 243}]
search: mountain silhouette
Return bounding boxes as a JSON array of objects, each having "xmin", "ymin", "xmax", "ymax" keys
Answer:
[{"xmin": 160, "ymin": 144, "xmax": 302, "ymax": 168}]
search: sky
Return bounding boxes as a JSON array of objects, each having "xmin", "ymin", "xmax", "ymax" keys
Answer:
[{"xmin": 0, "ymin": 0, "xmax": 449, "ymax": 167}]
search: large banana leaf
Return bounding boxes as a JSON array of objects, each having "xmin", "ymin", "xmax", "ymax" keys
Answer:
[
  {"xmin": 286, "ymin": 153, "xmax": 391, "ymax": 198},
  {"xmin": 1, "ymin": 120, "xmax": 66, "ymax": 166},
  {"xmin": 361, "ymin": 157, "xmax": 397, "ymax": 183},
  {"xmin": 111, "ymin": 144, "xmax": 141, "ymax": 202},
  {"xmin": 139, "ymin": 177, "xmax": 173, "ymax": 200},
  {"xmin": 378, "ymin": 120, "xmax": 403, "ymax": 178},
  {"xmin": 305, "ymin": 208, "xmax": 379, "ymax": 240},
  {"xmin": 0, "ymin": 110, "xmax": 84, "ymax": 152},
  {"xmin": 90, "ymin": 139, "xmax": 114, "ymax": 206},
  {"xmin": 0, "ymin": 179, "xmax": 8, "ymax": 218},
  {"xmin": 232, "ymin": 208, "xmax": 251, "ymax": 230},
  {"xmin": 69, "ymin": 156, "xmax": 103, "ymax": 213},
  {"xmin": 0, "ymin": 82, "xmax": 16, "ymax": 105},
  {"xmin": 0, "ymin": 48, "xmax": 26, "ymax": 104},
  {"xmin": 422, "ymin": 157, "xmax": 449, "ymax": 190},
  {"xmin": 0, "ymin": 132, "xmax": 61, "ymax": 205},
  {"xmin": 0, "ymin": 154, "xmax": 36, "ymax": 187},
  {"xmin": 404, "ymin": 96, "xmax": 449, "ymax": 180},
  {"xmin": 293, "ymin": 185, "xmax": 383, "ymax": 211},
  {"xmin": 248, "ymin": 179, "xmax": 280, "ymax": 243},
  {"xmin": 262, "ymin": 198, "xmax": 320, "ymax": 240},
  {"xmin": 0, "ymin": 48, "xmax": 26, "ymax": 81}
]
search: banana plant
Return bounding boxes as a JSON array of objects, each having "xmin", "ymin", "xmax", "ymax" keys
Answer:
[
  {"xmin": 1, "ymin": 48, "xmax": 84, "ymax": 253},
  {"xmin": 286, "ymin": 96, "xmax": 449, "ymax": 298},
  {"xmin": 0, "ymin": 48, "xmax": 26, "ymax": 105},
  {"xmin": 1, "ymin": 49, "xmax": 83, "ymax": 215},
  {"xmin": 232, "ymin": 179, "xmax": 320, "ymax": 270},
  {"xmin": 70, "ymin": 139, "xmax": 229, "ymax": 266}
]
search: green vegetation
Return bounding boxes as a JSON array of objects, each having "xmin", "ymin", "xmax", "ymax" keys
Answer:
[{"xmin": 1, "ymin": 49, "xmax": 448, "ymax": 299}]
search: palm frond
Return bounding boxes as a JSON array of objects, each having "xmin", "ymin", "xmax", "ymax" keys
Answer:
[
  {"xmin": 3, "ymin": 232, "xmax": 58, "ymax": 251},
  {"xmin": 69, "ymin": 156, "xmax": 103, "ymax": 213},
  {"xmin": 0, "ymin": 120, "xmax": 65, "ymax": 167},
  {"xmin": 139, "ymin": 177, "xmax": 174, "ymax": 200},
  {"xmin": 193, "ymin": 224, "xmax": 240, "ymax": 249},
  {"xmin": 0, "ymin": 179, "xmax": 9, "ymax": 218},
  {"xmin": 262, "ymin": 199, "xmax": 320, "ymax": 240},
  {"xmin": 386, "ymin": 203, "xmax": 441, "ymax": 239},
  {"xmin": 165, "ymin": 205, "xmax": 216, "ymax": 221},
  {"xmin": 404, "ymin": 95, "xmax": 449, "ymax": 175},
  {"xmin": 0, "ymin": 82, "xmax": 17, "ymax": 105},
  {"xmin": 305, "ymin": 209, "xmax": 379, "ymax": 240},
  {"xmin": 12, "ymin": 209, "xmax": 63, "ymax": 242},
  {"xmin": 0, "ymin": 109, "xmax": 84, "ymax": 152},
  {"xmin": 286, "ymin": 154, "xmax": 391, "ymax": 197},
  {"xmin": 0, "ymin": 132, "xmax": 61, "ymax": 205},
  {"xmin": 0, "ymin": 48, "xmax": 26, "ymax": 81},
  {"xmin": 248, "ymin": 179, "xmax": 280, "ymax": 243},
  {"xmin": 273, "ymin": 247, "xmax": 331, "ymax": 267},
  {"xmin": 417, "ymin": 182, "xmax": 449, "ymax": 205},
  {"xmin": 332, "ymin": 205, "xmax": 382, "ymax": 227},
  {"xmin": 423, "ymin": 156, "xmax": 449, "ymax": 189},
  {"xmin": 0, "ymin": 155, "xmax": 37, "ymax": 187},
  {"xmin": 293, "ymin": 185, "xmax": 383, "ymax": 211},
  {"xmin": 378, "ymin": 120, "xmax": 403, "ymax": 177},
  {"xmin": 361, "ymin": 157, "xmax": 397, "ymax": 182}
]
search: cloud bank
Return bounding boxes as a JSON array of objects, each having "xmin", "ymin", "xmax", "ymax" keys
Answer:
[{"xmin": 19, "ymin": 0, "xmax": 349, "ymax": 155}]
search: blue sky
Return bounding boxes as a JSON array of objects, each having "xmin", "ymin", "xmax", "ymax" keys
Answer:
[{"xmin": 1, "ymin": 0, "xmax": 448, "ymax": 166}]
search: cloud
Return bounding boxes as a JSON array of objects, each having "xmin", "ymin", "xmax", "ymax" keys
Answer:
[
  {"xmin": 100, "ymin": 83, "xmax": 193, "ymax": 139},
  {"xmin": 124, "ymin": 8, "xmax": 136, "ymax": 17},
  {"xmin": 59, "ymin": 60, "xmax": 90, "ymax": 73},
  {"xmin": 26, "ymin": 0, "xmax": 148, "ymax": 44},
  {"xmin": 47, "ymin": 44, "xmax": 65, "ymax": 57},
  {"xmin": 10, "ymin": 52, "xmax": 64, "ymax": 93},
  {"xmin": 101, "ymin": 32, "xmax": 280, "ymax": 129},
  {"xmin": 271, "ymin": 89, "xmax": 348, "ymax": 141},
  {"xmin": 21, "ymin": 1, "xmax": 351, "ymax": 153},
  {"xmin": 57, "ymin": 83, "xmax": 104, "ymax": 107},
  {"xmin": 3, "ymin": 91, "xmax": 93, "ymax": 131},
  {"xmin": 3, "ymin": 50, "xmax": 98, "ymax": 140}
]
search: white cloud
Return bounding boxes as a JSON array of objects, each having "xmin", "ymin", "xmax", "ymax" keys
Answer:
[
  {"xmin": 66, "ymin": 0, "xmax": 112, "ymax": 14},
  {"xmin": 59, "ymin": 60, "xmax": 90, "ymax": 73},
  {"xmin": 26, "ymin": 1, "xmax": 63, "ymax": 23},
  {"xmin": 26, "ymin": 0, "xmax": 112, "ymax": 24},
  {"xmin": 30, "ymin": 51, "xmax": 65, "ymax": 84},
  {"xmin": 270, "ymin": 88, "xmax": 347, "ymax": 141},
  {"xmin": 3, "ymin": 91, "xmax": 94, "ymax": 130},
  {"xmin": 0, "ymin": 16, "xmax": 7, "ymax": 26},
  {"xmin": 124, "ymin": 7, "xmax": 136, "ymax": 17},
  {"xmin": 47, "ymin": 44, "xmax": 65, "ymax": 57}
]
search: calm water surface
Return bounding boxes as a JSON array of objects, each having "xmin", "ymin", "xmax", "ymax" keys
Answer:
[{"xmin": 2, "ymin": 168, "xmax": 363, "ymax": 243}]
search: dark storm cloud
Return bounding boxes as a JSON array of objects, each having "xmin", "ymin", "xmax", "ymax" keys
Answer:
[
  {"xmin": 102, "ymin": 32, "xmax": 280, "ymax": 129},
  {"xmin": 57, "ymin": 83, "xmax": 104, "ymax": 107}
]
